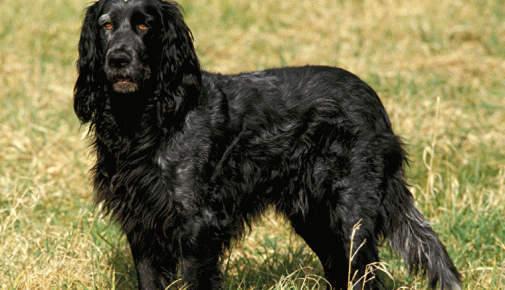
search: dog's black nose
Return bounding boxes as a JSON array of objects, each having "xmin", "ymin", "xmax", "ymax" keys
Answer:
[{"xmin": 108, "ymin": 50, "xmax": 132, "ymax": 68}]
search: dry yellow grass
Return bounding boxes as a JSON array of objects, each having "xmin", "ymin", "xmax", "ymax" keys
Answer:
[{"xmin": 1, "ymin": 0, "xmax": 504, "ymax": 289}]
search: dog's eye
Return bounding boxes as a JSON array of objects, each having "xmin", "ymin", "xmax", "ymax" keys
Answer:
[
  {"xmin": 138, "ymin": 24, "xmax": 147, "ymax": 31},
  {"xmin": 104, "ymin": 22, "xmax": 113, "ymax": 30}
]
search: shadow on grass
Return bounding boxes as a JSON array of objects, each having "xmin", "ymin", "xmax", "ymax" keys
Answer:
[
  {"xmin": 102, "ymin": 240, "xmax": 405, "ymax": 289},
  {"xmin": 103, "ymin": 241, "xmax": 324, "ymax": 289},
  {"xmin": 223, "ymin": 243, "xmax": 324, "ymax": 289}
]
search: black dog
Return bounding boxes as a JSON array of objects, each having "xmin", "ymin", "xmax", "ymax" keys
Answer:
[{"xmin": 74, "ymin": 0, "xmax": 461, "ymax": 289}]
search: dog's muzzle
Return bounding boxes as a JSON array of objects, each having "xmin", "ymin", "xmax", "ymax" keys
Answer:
[{"xmin": 105, "ymin": 47, "xmax": 147, "ymax": 94}]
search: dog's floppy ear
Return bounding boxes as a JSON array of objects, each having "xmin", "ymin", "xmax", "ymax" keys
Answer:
[
  {"xmin": 157, "ymin": 1, "xmax": 202, "ymax": 125},
  {"xmin": 74, "ymin": 2, "xmax": 104, "ymax": 123}
]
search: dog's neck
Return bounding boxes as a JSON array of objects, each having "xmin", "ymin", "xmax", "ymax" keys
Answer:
[{"xmin": 107, "ymin": 92, "xmax": 148, "ymax": 128}]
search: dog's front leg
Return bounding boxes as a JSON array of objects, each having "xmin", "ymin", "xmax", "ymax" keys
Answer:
[
  {"xmin": 179, "ymin": 215, "xmax": 225, "ymax": 290},
  {"xmin": 127, "ymin": 232, "xmax": 178, "ymax": 290},
  {"xmin": 181, "ymin": 253, "xmax": 222, "ymax": 289}
]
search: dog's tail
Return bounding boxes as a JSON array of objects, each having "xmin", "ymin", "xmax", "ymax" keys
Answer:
[{"xmin": 383, "ymin": 175, "xmax": 462, "ymax": 290}]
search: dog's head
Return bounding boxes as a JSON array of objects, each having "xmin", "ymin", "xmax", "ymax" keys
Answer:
[
  {"xmin": 98, "ymin": 0, "xmax": 153, "ymax": 94},
  {"xmin": 74, "ymin": 0, "xmax": 201, "ymax": 125}
]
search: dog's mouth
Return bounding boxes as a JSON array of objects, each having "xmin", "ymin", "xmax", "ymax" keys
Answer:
[{"xmin": 112, "ymin": 77, "xmax": 139, "ymax": 93}]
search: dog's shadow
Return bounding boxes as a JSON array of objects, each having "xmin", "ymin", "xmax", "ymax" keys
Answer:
[
  {"xmin": 101, "ymin": 221, "xmax": 402, "ymax": 290},
  {"xmin": 105, "ymin": 236, "xmax": 324, "ymax": 289},
  {"xmin": 105, "ymin": 234, "xmax": 401, "ymax": 289},
  {"xmin": 222, "ymin": 239, "xmax": 325, "ymax": 289}
]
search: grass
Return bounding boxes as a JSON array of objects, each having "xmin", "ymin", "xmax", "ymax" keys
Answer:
[{"xmin": 1, "ymin": 0, "xmax": 504, "ymax": 288}]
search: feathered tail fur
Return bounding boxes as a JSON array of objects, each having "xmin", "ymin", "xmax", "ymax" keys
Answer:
[{"xmin": 385, "ymin": 177, "xmax": 462, "ymax": 290}]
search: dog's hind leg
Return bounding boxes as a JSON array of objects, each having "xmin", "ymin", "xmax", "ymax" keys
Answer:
[
  {"xmin": 289, "ymin": 209, "xmax": 381, "ymax": 290},
  {"xmin": 289, "ymin": 213, "xmax": 347, "ymax": 290}
]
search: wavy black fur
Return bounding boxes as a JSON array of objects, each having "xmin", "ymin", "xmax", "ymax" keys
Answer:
[{"xmin": 74, "ymin": 0, "xmax": 461, "ymax": 289}]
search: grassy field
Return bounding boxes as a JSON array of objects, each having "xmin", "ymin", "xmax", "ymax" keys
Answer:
[{"xmin": 1, "ymin": 0, "xmax": 504, "ymax": 289}]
